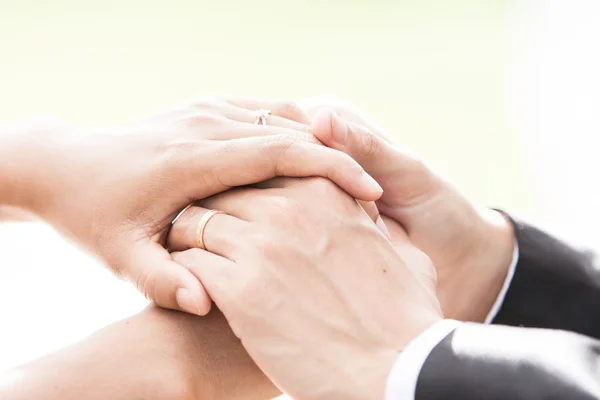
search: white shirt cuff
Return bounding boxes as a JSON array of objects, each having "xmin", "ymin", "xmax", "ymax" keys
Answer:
[
  {"xmin": 384, "ymin": 242, "xmax": 519, "ymax": 399},
  {"xmin": 484, "ymin": 241, "xmax": 519, "ymax": 324},
  {"xmin": 385, "ymin": 319, "xmax": 462, "ymax": 400}
]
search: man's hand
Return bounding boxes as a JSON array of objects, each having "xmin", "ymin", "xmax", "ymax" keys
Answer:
[
  {"xmin": 0, "ymin": 97, "xmax": 383, "ymax": 317},
  {"xmin": 300, "ymin": 98, "xmax": 515, "ymax": 322},
  {"xmin": 168, "ymin": 177, "xmax": 442, "ymax": 400}
]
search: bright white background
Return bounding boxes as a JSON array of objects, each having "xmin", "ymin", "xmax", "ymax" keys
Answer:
[{"xmin": 0, "ymin": 0, "xmax": 599, "ymax": 390}]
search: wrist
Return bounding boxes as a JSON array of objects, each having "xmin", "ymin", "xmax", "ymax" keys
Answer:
[
  {"xmin": 440, "ymin": 208, "xmax": 514, "ymax": 322},
  {"xmin": 331, "ymin": 348, "xmax": 398, "ymax": 400},
  {"xmin": 0, "ymin": 118, "xmax": 71, "ymax": 216}
]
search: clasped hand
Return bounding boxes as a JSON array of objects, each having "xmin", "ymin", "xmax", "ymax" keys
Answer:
[
  {"xmin": 169, "ymin": 177, "xmax": 442, "ymax": 400},
  {"xmin": 10, "ymin": 97, "xmax": 382, "ymax": 316}
]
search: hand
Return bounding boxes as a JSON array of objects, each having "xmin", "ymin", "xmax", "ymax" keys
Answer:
[
  {"xmin": 300, "ymin": 98, "xmax": 515, "ymax": 322},
  {"xmin": 168, "ymin": 177, "xmax": 442, "ymax": 400},
  {"xmin": 4, "ymin": 97, "xmax": 383, "ymax": 316}
]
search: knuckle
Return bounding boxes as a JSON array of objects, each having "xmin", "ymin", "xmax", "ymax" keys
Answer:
[
  {"xmin": 215, "ymin": 139, "xmax": 237, "ymax": 156},
  {"xmin": 263, "ymin": 195, "xmax": 302, "ymax": 220},
  {"xmin": 263, "ymin": 134, "xmax": 296, "ymax": 151},
  {"xmin": 262, "ymin": 134, "xmax": 298, "ymax": 162},
  {"xmin": 358, "ymin": 128, "xmax": 381, "ymax": 157},
  {"xmin": 189, "ymin": 95, "xmax": 221, "ymax": 110},
  {"xmin": 157, "ymin": 139, "xmax": 198, "ymax": 166},
  {"xmin": 135, "ymin": 267, "xmax": 157, "ymax": 302},
  {"xmin": 156, "ymin": 140, "xmax": 215, "ymax": 177},
  {"xmin": 274, "ymin": 101, "xmax": 306, "ymax": 121},
  {"xmin": 185, "ymin": 112, "xmax": 222, "ymax": 127}
]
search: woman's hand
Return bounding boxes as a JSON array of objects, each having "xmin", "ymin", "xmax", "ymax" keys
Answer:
[
  {"xmin": 168, "ymin": 177, "xmax": 442, "ymax": 400},
  {"xmin": 0, "ymin": 97, "xmax": 382, "ymax": 316},
  {"xmin": 299, "ymin": 98, "xmax": 515, "ymax": 322}
]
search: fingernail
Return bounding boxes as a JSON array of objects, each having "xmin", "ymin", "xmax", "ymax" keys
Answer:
[
  {"xmin": 176, "ymin": 288, "xmax": 201, "ymax": 316},
  {"xmin": 331, "ymin": 112, "xmax": 348, "ymax": 143},
  {"xmin": 375, "ymin": 216, "xmax": 391, "ymax": 238},
  {"xmin": 362, "ymin": 170, "xmax": 383, "ymax": 195}
]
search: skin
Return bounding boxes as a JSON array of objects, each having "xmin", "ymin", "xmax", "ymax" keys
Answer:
[
  {"xmin": 0, "ymin": 306, "xmax": 280, "ymax": 400},
  {"xmin": 0, "ymin": 97, "xmax": 382, "ymax": 318},
  {"xmin": 300, "ymin": 98, "xmax": 515, "ymax": 322},
  {"xmin": 169, "ymin": 177, "xmax": 443, "ymax": 400},
  {"xmin": 0, "ymin": 97, "xmax": 516, "ymax": 399},
  {"xmin": 161, "ymin": 100, "xmax": 517, "ymax": 398}
]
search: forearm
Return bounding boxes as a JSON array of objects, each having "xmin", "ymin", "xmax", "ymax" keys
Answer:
[{"xmin": 0, "ymin": 306, "xmax": 279, "ymax": 400}]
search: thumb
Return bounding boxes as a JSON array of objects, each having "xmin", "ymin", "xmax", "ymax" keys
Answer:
[
  {"xmin": 312, "ymin": 109, "xmax": 395, "ymax": 179},
  {"xmin": 128, "ymin": 240, "xmax": 212, "ymax": 316}
]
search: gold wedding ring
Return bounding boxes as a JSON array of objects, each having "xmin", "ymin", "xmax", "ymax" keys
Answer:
[
  {"xmin": 195, "ymin": 209, "xmax": 224, "ymax": 250},
  {"xmin": 171, "ymin": 203, "xmax": 192, "ymax": 225},
  {"xmin": 254, "ymin": 109, "xmax": 271, "ymax": 125}
]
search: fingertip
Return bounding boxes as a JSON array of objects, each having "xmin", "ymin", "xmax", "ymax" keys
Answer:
[
  {"xmin": 361, "ymin": 170, "xmax": 384, "ymax": 200},
  {"xmin": 175, "ymin": 286, "xmax": 212, "ymax": 316},
  {"xmin": 173, "ymin": 266, "xmax": 212, "ymax": 316},
  {"xmin": 345, "ymin": 165, "xmax": 382, "ymax": 201},
  {"xmin": 149, "ymin": 259, "xmax": 210, "ymax": 316},
  {"xmin": 339, "ymin": 173, "xmax": 382, "ymax": 202},
  {"xmin": 196, "ymin": 289, "xmax": 213, "ymax": 315},
  {"xmin": 331, "ymin": 152, "xmax": 382, "ymax": 201}
]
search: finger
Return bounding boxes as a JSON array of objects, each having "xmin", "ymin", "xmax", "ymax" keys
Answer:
[
  {"xmin": 168, "ymin": 205, "xmax": 249, "ymax": 260},
  {"xmin": 179, "ymin": 135, "xmax": 383, "ymax": 202},
  {"xmin": 198, "ymin": 179, "xmax": 383, "ymax": 225},
  {"xmin": 298, "ymin": 97, "xmax": 396, "ymax": 143},
  {"xmin": 247, "ymin": 176, "xmax": 291, "ymax": 190},
  {"xmin": 200, "ymin": 117, "xmax": 319, "ymax": 143},
  {"xmin": 224, "ymin": 97, "xmax": 312, "ymax": 124},
  {"xmin": 311, "ymin": 109, "xmax": 402, "ymax": 180},
  {"xmin": 171, "ymin": 249, "xmax": 238, "ymax": 315},
  {"xmin": 128, "ymin": 241, "xmax": 212, "ymax": 316},
  {"xmin": 357, "ymin": 200, "xmax": 380, "ymax": 223},
  {"xmin": 357, "ymin": 200, "xmax": 390, "ymax": 239},
  {"xmin": 246, "ymin": 176, "xmax": 329, "ymax": 194},
  {"xmin": 382, "ymin": 215, "xmax": 409, "ymax": 243},
  {"xmin": 196, "ymin": 187, "xmax": 262, "ymax": 221},
  {"xmin": 222, "ymin": 104, "xmax": 311, "ymax": 133}
]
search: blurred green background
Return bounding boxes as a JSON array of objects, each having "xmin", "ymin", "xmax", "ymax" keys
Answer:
[{"xmin": 0, "ymin": 0, "xmax": 530, "ymax": 212}]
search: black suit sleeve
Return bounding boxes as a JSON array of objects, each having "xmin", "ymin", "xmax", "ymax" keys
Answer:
[
  {"xmin": 413, "ymin": 219, "xmax": 600, "ymax": 400},
  {"xmin": 493, "ymin": 217, "xmax": 600, "ymax": 338},
  {"xmin": 416, "ymin": 323, "xmax": 600, "ymax": 400}
]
